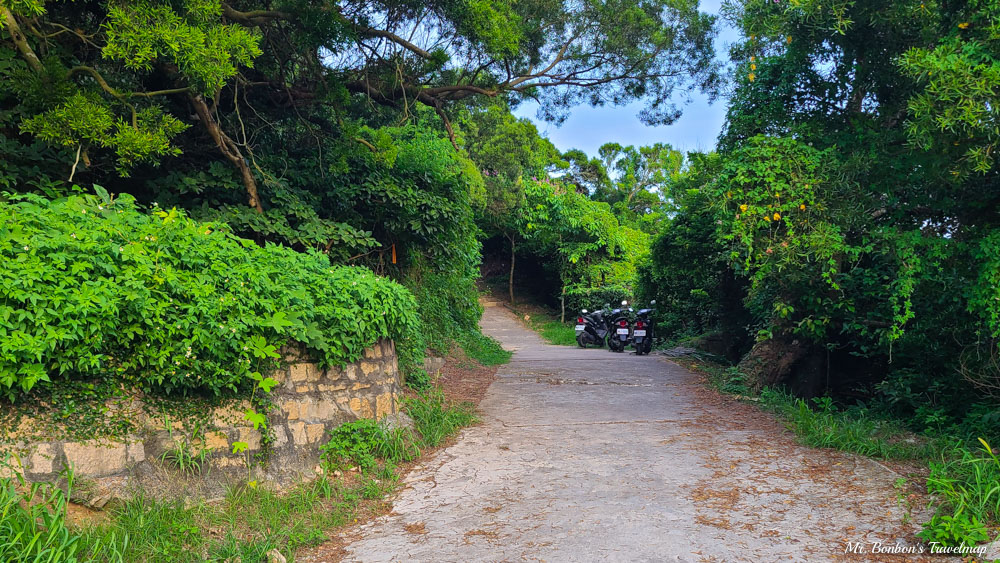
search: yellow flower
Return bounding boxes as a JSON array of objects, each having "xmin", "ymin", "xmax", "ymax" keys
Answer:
[
  {"xmin": 786, "ymin": 36, "xmax": 792, "ymax": 44},
  {"xmin": 751, "ymin": 63, "xmax": 757, "ymax": 71},
  {"xmin": 740, "ymin": 204, "xmax": 748, "ymax": 212},
  {"xmin": 799, "ymin": 204, "xmax": 806, "ymax": 210},
  {"xmin": 726, "ymin": 191, "xmax": 733, "ymax": 199},
  {"xmin": 748, "ymin": 72, "xmax": 756, "ymax": 82},
  {"xmin": 764, "ymin": 216, "xmax": 771, "ymax": 222},
  {"xmin": 750, "ymin": 56, "xmax": 756, "ymax": 62},
  {"xmin": 773, "ymin": 212, "xmax": 781, "ymax": 221},
  {"xmin": 774, "ymin": 192, "xmax": 780, "ymax": 198},
  {"xmin": 958, "ymin": 22, "xmax": 970, "ymax": 29}
]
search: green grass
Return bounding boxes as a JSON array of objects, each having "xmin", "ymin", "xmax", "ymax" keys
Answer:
[
  {"xmin": 71, "ymin": 476, "xmax": 376, "ymax": 562},
  {"xmin": 513, "ymin": 308, "xmax": 577, "ymax": 346},
  {"xmin": 458, "ymin": 332, "xmax": 512, "ymax": 365},
  {"xmin": 0, "ymin": 461, "xmax": 374, "ymax": 563},
  {"xmin": 534, "ymin": 320, "xmax": 578, "ymax": 346},
  {"xmin": 759, "ymin": 388, "xmax": 933, "ymax": 460},
  {"xmin": 919, "ymin": 439, "xmax": 1000, "ymax": 546},
  {"xmin": 0, "ymin": 466, "xmax": 98, "ymax": 562},
  {"xmin": 405, "ymin": 386, "xmax": 477, "ymax": 447}
]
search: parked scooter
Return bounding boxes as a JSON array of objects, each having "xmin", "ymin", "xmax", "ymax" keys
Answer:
[
  {"xmin": 607, "ymin": 300, "xmax": 632, "ymax": 353},
  {"xmin": 575, "ymin": 308, "xmax": 609, "ymax": 348},
  {"xmin": 631, "ymin": 300, "xmax": 656, "ymax": 355}
]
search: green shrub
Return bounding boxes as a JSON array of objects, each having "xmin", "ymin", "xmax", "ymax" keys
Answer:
[
  {"xmin": 0, "ymin": 192, "xmax": 419, "ymax": 400},
  {"xmin": 319, "ymin": 419, "xmax": 419, "ymax": 472},
  {"xmin": 918, "ymin": 512, "xmax": 990, "ymax": 548},
  {"xmin": 563, "ymin": 285, "xmax": 630, "ymax": 314}
]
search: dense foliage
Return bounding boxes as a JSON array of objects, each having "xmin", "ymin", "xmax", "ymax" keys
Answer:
[
  {"xmin": 0, "ymin": 0, "xmax": 720, "ymax": 396},
  {"xmin": 0, "ymin": 192, "xmax": 417, "ymax": 400},
  {"xmin": 641, "ymin": 0, "xmax": 1000, "ymax": 436}
]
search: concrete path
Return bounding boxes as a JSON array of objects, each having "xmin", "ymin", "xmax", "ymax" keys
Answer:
[{"xmin": 339, "ymin": 304, "xmax": 932, "ymax": 562}]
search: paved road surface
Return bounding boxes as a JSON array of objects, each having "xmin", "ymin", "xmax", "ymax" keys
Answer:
[{"xmin": 339, "ymin": 303, "xmax": 931, "ymax": 562}]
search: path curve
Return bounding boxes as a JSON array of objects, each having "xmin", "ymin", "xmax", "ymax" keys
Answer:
[{"xmin": 339, "ymin": 304, "xmax": 935, "ymax": 562}]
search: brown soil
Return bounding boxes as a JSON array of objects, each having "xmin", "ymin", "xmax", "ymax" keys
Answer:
[{"xmin": 432, "ymin": 345, "xmax": 499, "ymax": 405}]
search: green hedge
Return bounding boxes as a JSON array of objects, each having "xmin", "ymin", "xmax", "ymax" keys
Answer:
[
  {"xmin": 0, "ymin": 192, "xmax": 419, "ymax": 400},
  {"xmin": 563, "ymin": 285, "xmax": 631, "ymax": 314}
]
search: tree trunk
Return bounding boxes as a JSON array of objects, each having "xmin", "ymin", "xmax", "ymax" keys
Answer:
[
  {"xmin": 508, "ymin": 235, "xmax": 516, "ymax": 305},
  {"xmin": 738, "ymin": 336, "xmax": 810, "ymax": 394},
  {"xmin": 560, "ymin": 287, "xmax": 565, "ymax": 323},
  {"xmin": 188, "ymin": 94, "xmax": 264, "ymax": 213}
]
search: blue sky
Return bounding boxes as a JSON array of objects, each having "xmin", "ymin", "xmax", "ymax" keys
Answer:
[{"xmin": 513, "ymin": 0, "xmax": 740, "ymax": 158}]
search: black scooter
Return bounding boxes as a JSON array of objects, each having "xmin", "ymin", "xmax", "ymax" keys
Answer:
[
  {"xmin": 575, "ymin": 308, "xmax": 609, "ymax": 348},
  {"xmin": 606, "ymin": 300, "xmax": 632, "ymax": 353},
  {"xmin": 631, "ymin": 300, "xmax": 656, "ymax": 355}
]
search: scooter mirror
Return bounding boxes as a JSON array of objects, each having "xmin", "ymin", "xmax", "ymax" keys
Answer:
[
  {"xmin": 581, "ymin": 309, "xmax": 588, "ymax": 314},
  {"xmin": 621, "ymin": 300, "xmax": 628, "ymax": 306},
  {"xmin": 650, "ymin": 300, "xmax": 656, "ymax": 305}
]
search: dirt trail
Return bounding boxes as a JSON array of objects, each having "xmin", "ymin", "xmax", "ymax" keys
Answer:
[{"xmin": 334, "ymin": 304, "xmax": 942, "ymax": 562}]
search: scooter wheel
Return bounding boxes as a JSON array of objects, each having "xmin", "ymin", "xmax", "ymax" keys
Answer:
[{"xmin": 576, "ymin": 333, "xmax": 588, "ymax": 348}]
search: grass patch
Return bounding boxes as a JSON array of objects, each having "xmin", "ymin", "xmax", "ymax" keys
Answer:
[
  {"xmin": 919, "ymin": 439, "xmax": 1000, "ymax": 547},
  {"xmin": 532, "ymin": 320, "xmax": 577, "ymax": 346},
  {"xmin": 73, "ymin": 476, "xmax": 377, "ymax": 561},
  {"xmin": 405, "ymin": 386, "xmax": 477, "ymax": 447},
  {"xmin": 512, "ymin": 307, "xmax": 577, "ymax": 346},
  {"xmin": 0, "ymin": 463, "xmax": 376, "ymax": 562},
  {"xmin": 759, "ymin": 388, "xmax": 933, "ymax": 460},
  {"xmin": 458, "ymin": 332, "xmax": 512, "ymax": 366}
]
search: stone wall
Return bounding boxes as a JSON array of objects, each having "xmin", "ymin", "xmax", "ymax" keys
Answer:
[{"xmin": 3, "ymin": 339, "xmax": 401, "ymax": 503}]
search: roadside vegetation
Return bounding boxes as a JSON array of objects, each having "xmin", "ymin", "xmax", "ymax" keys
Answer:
[
  {"xmin": 685, "ymin": 357, "xmax": 999, "ymax": 547},
  {"xmin": 0, "ymin": 385, "xmax": 478, "ymax": 562},
  {"xmin": 510, "ymin": 306, "xmax": 578, "ymax": 347},
  {"xmin": 1, "ymin": 0, "xmax": 998, "ymax": 557},
  {"xmin": 633, "ymin": 0, "xmax": 1000, "ymax": 549}
]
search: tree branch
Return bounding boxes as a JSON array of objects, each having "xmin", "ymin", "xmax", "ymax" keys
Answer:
[
  {"xmin": 2, "ymin": 7, "xmax": 43, "ymax": 72},
  {"xmin": 221, "ymin": 3, "xmax": 291, "ymax": 26},
  {"xmin": 188, "ymin": 93, "xmax": 264, "ymax": 213},
  {"xmin": 358, "ymin": 26, "xmax": 435, "ymax": 60},
  {"xmin": 68, "ymin": 66, "xmax": 191, "ymax": 99}
]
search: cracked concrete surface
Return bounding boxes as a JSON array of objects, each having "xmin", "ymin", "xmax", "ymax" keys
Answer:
[{"xmin": 337, "ymin": 304, "xmax": 938, "ymax": 562}]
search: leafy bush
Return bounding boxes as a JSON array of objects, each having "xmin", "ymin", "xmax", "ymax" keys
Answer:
[
  {"xmin": 0, "ymin": 192, "xmax": 418, "ymax": 400},
  {"xmin": 563, "ymin": 285, "xmax": 630, "ymax": 314},
  {"xmin": 918, "ymin": 512, "xmax": 991, "ymax": 548}
]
